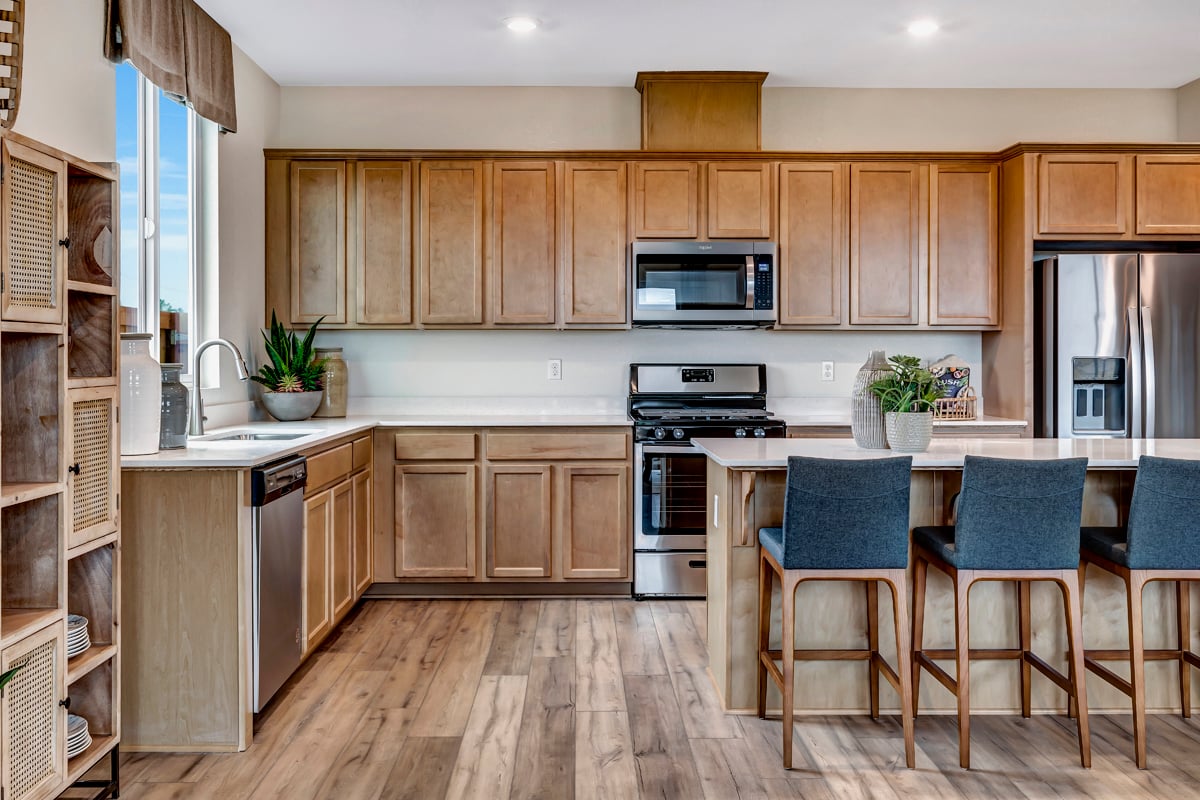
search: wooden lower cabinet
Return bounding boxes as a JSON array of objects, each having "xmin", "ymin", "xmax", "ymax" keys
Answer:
[
  {"xmin": 329, "ymin": 479, "xmax": 355, "ymax": 622},
  {"xmin": 394, "ymin": 464, "xmax": 477, "ymax": 578},
  {"xmin": 352, "ymin": 470, "xmax": 372, "ymax": 598},
  {"xmin": 2, "ymin": 621, "xmax": 66, "ymax": 800},
  {"xmin": 302, "ymin": 492, "xmax": 332, "ymax": 653},
  {"xmin": 559, "ymin": 465, "xmax": 629, "ymax": 579}
]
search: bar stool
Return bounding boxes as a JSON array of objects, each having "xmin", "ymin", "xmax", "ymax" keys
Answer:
[
  {"xmin": 756, "ymin": 455, "xmax": 915, "ymax": 769},
  {"xmin": 1080, "ymin": 455, "xmax": 1200, "ymax": 769},
  {"xmin": 911, "ymin": 455, "xmax": 1091, "ymax": 769}
]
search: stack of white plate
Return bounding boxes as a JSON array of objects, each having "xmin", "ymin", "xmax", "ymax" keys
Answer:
[
  {"xmin": 66, "ymin": 615, "xmax": 90, "ymax": 658},
  {"xmin": 66, "ymin": 714, "xmax": 91, "ymax": 758}
]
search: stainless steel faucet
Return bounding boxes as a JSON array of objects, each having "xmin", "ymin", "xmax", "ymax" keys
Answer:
[{"xmin": 190, "ymin": 338, "xmax": 251, "ymax": 436}]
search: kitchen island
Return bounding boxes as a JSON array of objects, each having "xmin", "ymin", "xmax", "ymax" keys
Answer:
[{"xmin": 696, "ymin": 437, "xmax": 1200, "ymax": 717}]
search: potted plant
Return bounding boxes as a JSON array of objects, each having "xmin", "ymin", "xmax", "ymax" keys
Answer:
[
  {"xmin": 252, "ymin": 312, "xmax": 328, "ymax": 422},
  {"xmin": 868, "ymin": 354, "xmax": 945, "ymax": 453}
]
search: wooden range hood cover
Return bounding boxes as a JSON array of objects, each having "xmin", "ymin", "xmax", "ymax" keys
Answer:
[{"xmin": 634, "ymin": 71, "xmax": 767, "ymax": 152}]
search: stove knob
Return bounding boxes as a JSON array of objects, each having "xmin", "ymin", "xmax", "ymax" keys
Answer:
[
  {"xmin": 653, "ymin": 427, "xmax": 667, "ymax": 440},
  {"xmin": 754, "ymin": 428, "xmax": 766, "ymax": 438},
  {"xmin": 735, "ymin": 428, "xmax": 747, "ymax": 438},
  {"xmin": 672, "ymin": 428, "xmax": 685, "ymax": 440}
]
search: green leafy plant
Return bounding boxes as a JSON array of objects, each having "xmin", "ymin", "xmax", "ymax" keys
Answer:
[
  {"xmin": 0, "ymin": 663, "xmax": 23, "ymax": 695},
  {"xmin": 251, "ymin": 311, "xmax": 327, "ymax": 393},
  {"xmin": 868, "ymin": 355, "xmax": 945, "ymax": 413}
]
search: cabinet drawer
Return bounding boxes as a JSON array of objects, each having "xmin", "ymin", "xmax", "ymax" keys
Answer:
[
  {"xmin": 485, "ymin": 431, "xmax": 628, "ymax": 461},
  {"xmin": 307, "ymin": 443, "xmax": 353, "ymax": 491},
  {"xmin": 352, "ymin": 436, "xmax": 372, "ymax": 470},
  {"xmin": 394, "ymin": 432, "xmax": 477, "ymax": 460}
]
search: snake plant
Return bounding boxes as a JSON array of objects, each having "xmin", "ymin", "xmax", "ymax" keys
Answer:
[{"xmin": 251, "ymin": 312, "xmax": 327, "ymax": 393}]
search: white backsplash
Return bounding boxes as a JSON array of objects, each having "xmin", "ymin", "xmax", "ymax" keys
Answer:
[{"xmin": 314, "ymin": 328, "xmax": 983, "ymax": 405}]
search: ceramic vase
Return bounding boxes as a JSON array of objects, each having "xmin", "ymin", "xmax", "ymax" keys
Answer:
[
  {"xmin": 120, "ymin": 333, "xmax": 162, "ymax": 455},
  {"xmin": 313, "ymin": 347, "xmax": 348, "ymax": 418},
  {"xmin": 850, "ymin": 350, "xmax": 891, "ymax": 449},
  {"xmin": 884, "ymin": 411, "xmax": 934, "ymax": 453}
]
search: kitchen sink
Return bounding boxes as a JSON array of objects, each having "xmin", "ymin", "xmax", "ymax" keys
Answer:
[{"xmin": 204, "ymin": 432, "xmax": 309, "ymax": 442}]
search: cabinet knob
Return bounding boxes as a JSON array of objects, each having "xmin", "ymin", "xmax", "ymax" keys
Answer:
[
  {"xmin": 59, "ymin": 697, "xmax": 71, "ymax": 709},
  {"xmin": 68, "ymin": 463, "xmax": 81, "ymax": 476},
  {"xmin": 58, "ymin": 238, "xmax": 70, "ymax": 248}
]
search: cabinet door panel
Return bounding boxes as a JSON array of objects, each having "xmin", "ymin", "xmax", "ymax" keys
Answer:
[
  {"xmin": 849, "ymin": 163, "xmax": 920, "ymax": 325},
  {"xmin": 491, "ymin": 162, "xmax": 556, "ymax": 324},
  {"xmin": 778, "ymin": 163, "xmax": 845, "ymax": 325},
  {"xmin": 356, "ymin": 161, "xmax": 413, "ymax": 324},
  {"xmin": 562, "ymin": 162, "xmax": 628, "ymax": 325},
  {"xmin": 2, "ymin": 138, "xmax": 67, "ymax": 324},
  {"xmin": 707, "ymin": 162, "xmax": 772, "ymax": 238},
  {"xmin": 330, "ymin": 479, "xmax": 354, "ymax": 622},
  {"xmin": 290, "ymin": 161, "xmax": 346, "ymax": 324},
  {"xmin": 633, "ymin": 162, "xmax": 699, "ymax": 238},
  {"xmin": 353, "ymin": 470, "xmax": 372, "ymax": 598},
  {"xmin": 929, "ymin": 164, "xmax": 999, "ymax": 326},
  {"xmin": 68, "ymin": 387, "xmax": 119, "ymax": 549},
  {"xmin": 1037, "ymin": 154, "xmax": 1129, "ymax": 235},
  {"xmin": 419, "ymin": 161, "xmax": 485, "ymax": 324},
  {"xmin": 2, "ymin": 622, "xmax": 66, "ymax": 800},
  {"xmin": 559, "ymin": 465, "xmax": 629, "ymax": 580},
  {"xmin": 486, "ymin": 465, "xmax": 552, "ymax": 578},
  {"xmin": 303, "ymin": 492, "xmax": 332, "ymax": 653},
  {"xmin": 394, "ymin": 465, "xmax": 477, "ymax": 577},
  {"xmin": 1135, "ymin": 155, "xmax": 1200, "ymax": 234}
]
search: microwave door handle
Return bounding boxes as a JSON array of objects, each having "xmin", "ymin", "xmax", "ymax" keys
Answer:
[
  {"xmin": 1128, "ymin": 306, "xmax": 1143, "ymax": 438},
  {"xmin": 745, "ymin": 256, "xmax": 755, "ymax": 310},
  {"xmin": 1141, "ymin": 306, "xmax": 1156, "ymax": 438}
]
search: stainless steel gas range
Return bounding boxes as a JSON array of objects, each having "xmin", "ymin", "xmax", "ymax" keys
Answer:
[{"xmin": 629, "ymin": 363, "xmax": 786, "ymax": 598}]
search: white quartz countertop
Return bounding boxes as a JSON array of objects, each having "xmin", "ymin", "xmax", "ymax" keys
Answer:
[
  {"xmin": 779, "ymin": 413, "xmax": 1026, "ymax": 428},
  {"xmin": 694, "ymin": 437, "xmax": 1200, "ymax": 469}
]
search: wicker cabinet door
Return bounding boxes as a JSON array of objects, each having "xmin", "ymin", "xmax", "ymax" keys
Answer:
[
  {"xmin": 68, "ymin": 388, "xmax": 119, "ymax": 550},
  {"xmin": 2, "ymin": 622, "xmax": 66, "ymax": 800},
  {"xmin": 2, "ymin": 138, "xmax": 66, "ymax": 324}
]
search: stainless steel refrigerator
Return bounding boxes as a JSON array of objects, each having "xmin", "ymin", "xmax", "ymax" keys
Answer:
[{"xmin": 1037, "ymin": 253, "xmax": 1200, "ymax": 439}]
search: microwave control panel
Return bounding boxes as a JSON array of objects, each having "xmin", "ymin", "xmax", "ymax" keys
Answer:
[{"xmin": 753, "ymin": 259, "xmax": 773, "ymax": 309}]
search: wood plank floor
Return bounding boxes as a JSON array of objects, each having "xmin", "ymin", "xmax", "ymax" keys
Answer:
[{"xmin": 110, "ymin": 599, "xmax": 1200, "ymax": 799}]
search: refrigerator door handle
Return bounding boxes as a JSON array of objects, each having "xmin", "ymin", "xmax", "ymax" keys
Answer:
[
  {"xmin": 1141, "ymin": 306, "xmax": 1156, "ymax": 439},
  {"xmin": 1128, "ymin": 306, "xmax": 1143, "ymax": 438}
]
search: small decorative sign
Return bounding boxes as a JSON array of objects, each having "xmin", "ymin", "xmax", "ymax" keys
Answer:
[{"xmin": 929, "ymin": 354, "xmax": 971, "ymax": 398}]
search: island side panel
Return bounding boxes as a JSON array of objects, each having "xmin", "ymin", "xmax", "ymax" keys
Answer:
[{"xmin": 121, "ymin": 469, "xmax": 249, "ymax": 751}]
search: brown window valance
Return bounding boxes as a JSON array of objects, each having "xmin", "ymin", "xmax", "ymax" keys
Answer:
[{"xmin": 104, "ymin": 0, "xmax": 237, "ymax": 133}]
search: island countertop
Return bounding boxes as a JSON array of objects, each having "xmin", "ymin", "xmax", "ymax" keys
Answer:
[{"xmin": 693, "ymin": 436, "xmax": 1200, "ymax": 469}]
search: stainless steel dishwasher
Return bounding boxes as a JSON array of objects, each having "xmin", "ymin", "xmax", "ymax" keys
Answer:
[{"xmin": 251, "ymin": 455, "xmax": 307, "ymax": 712}]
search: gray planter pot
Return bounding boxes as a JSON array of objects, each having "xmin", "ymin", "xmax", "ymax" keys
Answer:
[
  {"xmin": 260, "ymin": 390, "xmax": 323, "ymax": 422},
  {"xmin": 884, "ymin": 411, "xmax": 934, "ymax": 453}
]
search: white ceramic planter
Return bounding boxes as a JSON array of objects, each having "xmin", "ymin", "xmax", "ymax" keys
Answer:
[
  {"xmin": 884, "ymin": 411, "xmax": 934, "ymax": 453},
  {"xmin": 120, "ymin": 333, "xmax": 162, "ymax": 455},
  {"xmin": 261, "ymin": 390, "xmax": 323, "ymax": 421}
]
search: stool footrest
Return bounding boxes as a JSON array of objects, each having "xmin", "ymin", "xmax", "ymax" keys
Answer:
[
  {"xmin": 1084, "ymin": 656, "xmax": 1133, "ymax": 696},
  {"xmin": 1025, "ymin": 652, "xmax": 1072, "ymax": 694},
  {"xmin": 1087, "ymin": 648, "xmax": 1194, "ymax": 663},
  {"xmin": 763, "ymin": 648, "xmax": 871, "ymax": 662},
  {"xmin": 921, "ymin": 648, "xmax": 1023, "ymax": 661},
  {"xmin": 914, "ymin": 652, "xmax": 958, "ymax": 694}
]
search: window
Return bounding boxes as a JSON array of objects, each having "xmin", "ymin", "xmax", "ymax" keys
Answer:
[{"xmin": 116, "ymin": 61, "xmax": 215, "ymax": 375}]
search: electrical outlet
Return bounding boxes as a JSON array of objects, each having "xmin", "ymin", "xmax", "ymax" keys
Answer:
[
  {"xmin": 821, "ymin": 361, "xmax": 835, "ymax": 381},
  {"xmin": 547, "ymin": 359, "xmax": 562, "ymax": 380}
]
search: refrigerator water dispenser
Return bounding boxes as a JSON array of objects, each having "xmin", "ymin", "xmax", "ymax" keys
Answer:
[{"xmin": 1071, "ymin": 357, "xmax": 1125, "ymax": 435}]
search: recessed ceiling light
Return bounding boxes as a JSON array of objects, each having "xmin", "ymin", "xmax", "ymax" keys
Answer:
[
  {"xmin": 907, "ymin": 18, "xmax": 940, "ymax": 37},
  {"xmin": 504, "ymin": 16, "xmax": 540, "ymax": 33}
]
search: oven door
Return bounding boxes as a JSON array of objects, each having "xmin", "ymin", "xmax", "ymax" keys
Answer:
[{"xmin": 635, "ymin": 443, "xmax": 709, "ymax": 551}]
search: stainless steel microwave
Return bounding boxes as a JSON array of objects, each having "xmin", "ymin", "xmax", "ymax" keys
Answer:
[{"xmin": 631, "ymin": 241, "xmax": 777, "ymax": 328}]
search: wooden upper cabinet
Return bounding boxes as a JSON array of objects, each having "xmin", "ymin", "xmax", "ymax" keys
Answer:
[
  {"xmin": 561, "ymin": 161, "xmax": 628, "ymax": 325},
  {"xmin": 490, "ymin": 161, "xmax": 556, "ymax": 325},
  {"xmin": 777, "ymin": 163, "xmax": 845, "ymax": 325},
  {"xmin": 1037, "ymin": 154, "xmax": 1130, "ymax": 235},
  {"xmin": 418, "ymin": 161, "xmax": 485, "ymax": 324},
  {"xmin": 356, "ymin": 161, "xmax": 413, "ymax": 324},
  {"xmin": 929, "ymin": 164, "xmax": 999, "ymax": 326},
  {"xmin": 290, "ymin": 161, "xmax": 346, "ymax": 324},
  {"xmin": 1135, "ymin": 155, "xmax": 1200, "ymax": 235},
  {"xmin": 559, "ymin": 465, "xmax": 629, "ymax": 580},
  {"xmin": 632, "ymin": 161, "xmax": 699, "ymax": 238},
  {"xmin": 486, "ymin": 464, "xmax": 552, "ymax": 578},
  {"xmin": 849, "ymin": 163, "xmax": 921, "ymax": 325},
  {"xmin": 707, "ymin": 162, "xmax": 772, "ymax": 238},
  {"xmin": 394, "ymin": 464, "xmax": 477, "ymax": 578},
  {"xmin": 2, "ymin": 137, "xmax": 67, "ymax": 324}
]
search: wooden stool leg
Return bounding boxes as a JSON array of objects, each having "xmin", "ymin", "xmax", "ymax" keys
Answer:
[
  {"xmin": 1127, "ymin": 573, "xmax": 1148, "ymax": 769},
  {"xmin": 911, "ymin": 555, "xmax": 928, "ymax": 719},
  {"xmin": 1018, "ymin": 579, "xmax": 1032, "ymax": 719},
  {"xmin": 1179, "ymin": 580, "xmax": 1192, "ymax": 719},
  {"xmin": 757, "ymin": 552, "xmax": 772, "ymax": 719},
  {"xmin": 866, "ymin": 580, "xmax": 880, "ymax": 719},
  {"xmin": 954, "ymin": 572, "xmax": 972, "ymax": 769},
  {"xmin": 1061, "ymin": 569, "xmax": 1092, "ymax": 769},
  {"xmin": 887, "ymin": 570, "xmax": 916, "ymax": 769},
  {"xmin": 781, "ymin": 573, "xmax": 799, "ymax": 770}
]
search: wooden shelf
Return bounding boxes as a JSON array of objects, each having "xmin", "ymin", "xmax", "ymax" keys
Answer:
[
  {"xmin": 66, "ymin": 733, "xmax": 118, "ymax": 784},
  {"xmin": 0, "ymin": 321, "xmax": 63, "ymax": 335},
  {"xmin": 0, "ymin": 607, "xmax": 61, "ymax": 648},
  {"xmin": 67, "ymin": 643, "xmax": 116, "ymax": 685},
  {"xmin": 66, "ymin": 280, "xmax": 117, "ymax": 297},
  {"xmin": 67, "ymin": 532, "xmax": 117, "ymax": 561},
  {"xmin": 0, "ymin": 481, "xmax": 63, "ymax": 508}
]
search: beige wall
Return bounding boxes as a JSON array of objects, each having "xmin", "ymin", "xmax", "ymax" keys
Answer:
[
  {"xmin": 14, "ymin": 0, "xmax": 113, "ymax": 162},
  {"xmin": 1179, "ymin": 78, "xmax": 1200, "ymax": 141}
]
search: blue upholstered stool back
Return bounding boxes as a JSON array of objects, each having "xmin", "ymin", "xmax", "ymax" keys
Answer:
[
  {"xmin": 954, "ymin": 455, "xmax": 1088, "ymax": 570},
  {"xmin": 1124, "ymin": 455, "xmax": 1200, "ymax": 569},
  {"xmin": 777, "ymin": 455, "xmax": 912, "ymax": 570}
]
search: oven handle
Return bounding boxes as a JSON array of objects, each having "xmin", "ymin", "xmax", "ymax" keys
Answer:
[
  {"xmin": 745, "ymin": 256, "xmax": 756, "ymax": 310},
  {"xmin": 638, "ymin": 443, "xmax": 704, "ymax": 455}
]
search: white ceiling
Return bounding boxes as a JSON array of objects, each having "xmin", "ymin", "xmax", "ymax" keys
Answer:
[{"xmin": 196, "ymin": 0, "xmax": 1200, "ymax": 89}]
